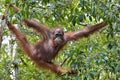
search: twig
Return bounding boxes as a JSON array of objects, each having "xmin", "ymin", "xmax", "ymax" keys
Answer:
[
  {"xmin": 79, "ymin": 23, "xmax": 91, "ymax": 26},
  {"xmin": 61, "ymin": 56, "xmax": 69, "ymax": 67}
]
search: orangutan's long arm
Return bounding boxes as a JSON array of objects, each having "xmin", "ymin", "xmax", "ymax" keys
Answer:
[{"xmin": 65, "ymin": 22, "xmax": 107, "ymax": 41}]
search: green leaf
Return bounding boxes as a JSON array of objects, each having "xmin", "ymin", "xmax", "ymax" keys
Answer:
[
  {"xmin": 72, "ymin": 16, "xmax": 76, "ymax": 26},
  {"xmin": 78, "ymin": 14, "xmax": 85, "ymax": 22}
]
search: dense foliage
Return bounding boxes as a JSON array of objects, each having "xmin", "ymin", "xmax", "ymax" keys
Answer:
[{"xmin": 0, "ymin": 0, "xmax": 120, "ymax": 80}]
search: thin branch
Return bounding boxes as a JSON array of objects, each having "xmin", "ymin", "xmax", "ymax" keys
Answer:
[
  {"xmin": 0, "ymin": 5, "xmax": 10, "ymax": 49},
  {"xmin": 79, "ymin": 23, "xmax": 91, "ymax": 26},
  {"xmin": 0, "ymin": 27, "xmax": 3, "ymax": 48},
  {"xmin": 61, "ymin": 57, "xmax": 69, "ymax": 67}
]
